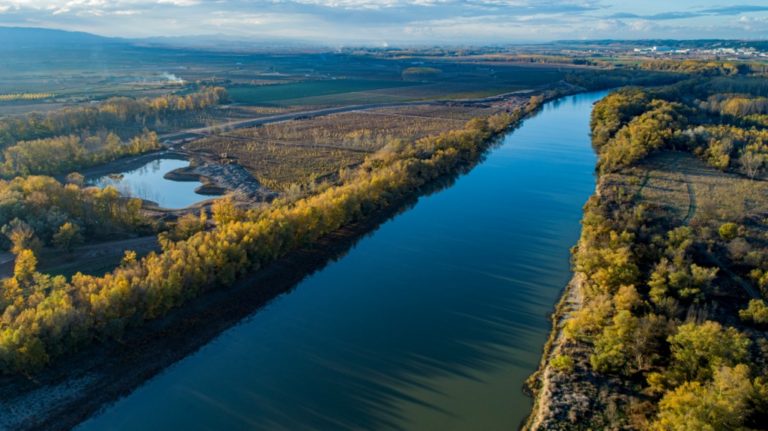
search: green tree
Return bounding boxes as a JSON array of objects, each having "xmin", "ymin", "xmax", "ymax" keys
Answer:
[
  {"xmin": 666, "ymin": 321, "xmax": 750, "ymax": 384},
  {"xmin": 719, "ymin": 222, "xmax": 739, "ymax": 240},
  {"xmin": 739, "ymin": 299, "xmax": 768, "ymax": 326},
  {"xmin": 652, "ymin": 365, "xmax": 753, "ymax": 431},
  {"xmin": 591, "ymin": 310, "xmax": 638, "ymax": 374}
]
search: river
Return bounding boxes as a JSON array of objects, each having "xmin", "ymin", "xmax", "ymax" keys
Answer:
[{"xmin": 77, "ymin": 90, "xmax": 606, "ymax": 430}]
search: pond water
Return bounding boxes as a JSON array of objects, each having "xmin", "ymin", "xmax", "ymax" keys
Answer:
[
  {"xmin": 86, "ymin": 157, "xmax": 205, "ymax": 209},
  {"xmin": 77, "ymin": 91, "xmax": 607, "ymax": 430}
]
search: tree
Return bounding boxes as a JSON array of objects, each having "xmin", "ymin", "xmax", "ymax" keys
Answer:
[
  {"xmin": 651, "ymin": 365, "xmax": 753, "ymax": 431},
  {"xmin": 550, "ymin": 354, "xmax": 574, "ymax": 374},
  {"xmin": 65, "ymin": 172, "xmax": 85, "ymax": 186},
  {"xmin": 52, "ymin": 222, "xmax": 83, "ymax": 252},
  {"xmin": 666, "ymin": 321, "xmax": 750, "ymax": 384},
  {"xmin": 615, "ymin": 284, "xmax": 642, "ymax": 311},
  {"xmin": 739, "ymin": 299, "xmax": 768, "ymax": 326},
  {"xmin": 121, "ymin": 250, "xmax": 137, "ymax": 267},
  {"xmin": 211, "ymin": 197, "xmax": 243, "ymax": 225},
  {"xmin": 171, "ymin": 212, "xmax": 206, "ymax": 240},
  {"xmin": 740, "ymin": 148, "xmax": 765, "ymax": 179},
  {"xmin": 719, "ymin": 222, "xmax": 739, "ymax": 240},
  {"xmin": 2, "ymin": 219, "xmax": 42, "ymax": 255},
  {"xmin": 13, "ymin": 249, "xmax": 37, "ymax": 287},
  {"xmin": 591, "ymin": 310, "xmax": 639, "ymax": 374}
]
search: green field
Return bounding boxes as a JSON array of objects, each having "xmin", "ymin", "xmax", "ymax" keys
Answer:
[{"xmin": 227, "ymin": 79, "xmax": 422, "ymax": 105}]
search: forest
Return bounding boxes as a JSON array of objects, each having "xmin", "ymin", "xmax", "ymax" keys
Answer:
[
  {"xmin": 1, "ymin": 130, "xmax": 160, "ymax": 176},
  {"xmin": 0, "ymin": 93, "xmax": 541, "ymax": 373},
  {"xmin": 0, "ymin": 86, "xmax": 227, "ymax": 148},
  {"xmin": 591, "ymin": 76, "xmax": 768, "ymax": 176},
  {"xmin": 0, "ymin": 175, "xmax": 150, "ymax": 252},
  {"xmin": 534, "ymin": 74, "xmax": 768, "ymax": 429}
]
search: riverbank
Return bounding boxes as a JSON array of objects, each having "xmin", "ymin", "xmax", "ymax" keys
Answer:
[
  {"xmin": 2, "ymin": 87, "xmax": 582, "ymax": 431},
  {"xmin": 523, "ymin": 181, "xmax": 604, "ymax": 430},
  {"xmin": 527, "ymin": 80, "xmax": 768, "ymax": 429},
  {"xmin": 0, "ymin": 188, "xmax": 429, "ymax": 431}
]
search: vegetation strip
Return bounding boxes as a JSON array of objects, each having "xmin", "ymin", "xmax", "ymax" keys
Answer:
[
  {"xmin": 0, "ymin": 89, "xmax": 559, "ymax": 373},
  {"xmin": 526, "ymin": 73, "xmax": 768, "ymax": 430}
]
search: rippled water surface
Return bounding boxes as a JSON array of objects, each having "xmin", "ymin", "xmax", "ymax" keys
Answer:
[{"xmin": 78, "ymin": 91, "xmax": 607, "ymax": 431}]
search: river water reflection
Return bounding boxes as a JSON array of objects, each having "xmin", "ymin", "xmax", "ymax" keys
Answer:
[{"xmin": 78, "ymin": 91, "xmax": 607, "ymax": 430}]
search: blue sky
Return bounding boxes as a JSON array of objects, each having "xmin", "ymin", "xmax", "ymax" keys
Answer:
[{"xmin": 0, "ymin": 1, "xmax": 766, "ymax": 44}]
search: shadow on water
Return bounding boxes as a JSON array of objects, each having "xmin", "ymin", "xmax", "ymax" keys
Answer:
[
  {"xmin": 52, "ymin": 138, "xmax": 514, "ymax": 431},
  {"xmin": 74, "ymin": 91, "xmax": 606, "ymax": 431}
]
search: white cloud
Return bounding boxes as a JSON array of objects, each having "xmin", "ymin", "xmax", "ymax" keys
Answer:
[{"xmin": 0, "ymin": 0, "xmax": 764, "ymax": 42}]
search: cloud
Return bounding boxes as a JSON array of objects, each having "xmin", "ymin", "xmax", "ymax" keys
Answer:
[
  {"xmin": 702, "ymin": 5, "xmax": 768, "ymax": 15},
  {"xmin": 0, "ymin": 0, "xmax": 765, "ymax": 42},
  {"xmin": 605, "ymin": 4, "xmax": 768, "ymax": 21}
]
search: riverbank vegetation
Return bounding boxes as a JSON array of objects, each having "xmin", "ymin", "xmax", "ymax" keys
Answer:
[
  {"xmin": 530, "ymin": 75, "xmax": 768, "ymax": 429},
  {"xmin": 0, "ymin": 94, "xmax": 544, "ymax": 373},
  {"xmin": 0, "ymin": 176, "xmax": 151, "ymax": 253}
]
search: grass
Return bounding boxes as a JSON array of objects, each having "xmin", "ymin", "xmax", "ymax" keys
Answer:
[
  {"xmin": 606, "ymin": 152, "xmax": 768, "ymax": 257},
  {"xmin": 226, "ymin": 79, "xmax": 422, "ymax": 105},
  {"xmin": 189, "ymin": 103, "xmax": 502, "ymax": 191}
]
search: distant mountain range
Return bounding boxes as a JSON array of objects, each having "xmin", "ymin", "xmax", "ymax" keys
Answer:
[
  {"xmin": 0, "ymin": 26, "xmax": 324, "ymax": 53},
  {"xmin": 0, "ymin": 26, "xmax": 127, "ymax": 50},
  {"xmin": 1, "ymin": 26, "xmax": 767, "ymax": 53}
]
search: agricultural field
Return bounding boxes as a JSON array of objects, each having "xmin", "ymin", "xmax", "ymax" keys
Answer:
[
  {"xmin": 226, "ymin": 79, "xmax": 423, "ymax": 105},
  {"xmin": 188, "ymin": 103, "xmax": 509, "ymax": 191}
]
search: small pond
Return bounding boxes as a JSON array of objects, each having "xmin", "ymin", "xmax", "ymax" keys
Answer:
[{"xmin": 86, "ymin": 157, "xmax": 207, "ymax": 209}]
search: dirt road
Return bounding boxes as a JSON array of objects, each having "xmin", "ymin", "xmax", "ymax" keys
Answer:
[{"xmin": 159, "ymin": 89, "xmax": 536, "ymax": 142}]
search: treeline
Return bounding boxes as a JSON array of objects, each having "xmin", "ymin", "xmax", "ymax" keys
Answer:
[
  {"xmin": 0, "ymin": 95, "xmax": 545, "ymax": 373},
  {"xmin": 0, "ymin": 87, "xmax": 227, "ymax": 148},
  {"xmin": 562, "ymin": 168, "xmax": 768, "ymax": 430},
  {"xmin": 0, "ymin": 93, "xmax": 54, "ymax": 102},
  {"xmin": 635, "ymin": 59, "xmax": 754, "ymax": 76},
  {"xmin": 0, "ymin": 175, "xmax": 149, "ymax": 253},
  {"xmin": 591, "ymin": 76, "xmax": 768, "ymax": 178},
  {"xmin": 564, "ymin": 69, "xmax": 684, "ymax": 91},
  {"xmin": 548, "ymin": 83, "xmax": 768, "ymax": 429},
  {"xmin": 1, "ymin": 130, "xmax": 160, "ymax": 177}
]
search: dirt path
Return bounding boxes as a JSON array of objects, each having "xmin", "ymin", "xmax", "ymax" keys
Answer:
[
  {"xmin": 670, "ymin": 160, "xmax": 759, "ymax": 299},
  {"xmin": 525, "ymin": 273, "xmax": 584, "ymax": 431},
  {"xmin": 682, "ymin": 173, "xmax": 697, "ymax": 225},
  {"xmin": 158, "ymin": 89, "xmax": 537, "ymax": 143},
  {"xmin": 634, "ymin": 169, "xmax": 650, "ymax": 202},
  {"xmin": 702, "ymin": 248, "xmax": 762, "ymax": 299},
  {"xmin": 159, "ymin": 102, "xmax": 438, "ymax": 142},
  {"xmin": 0, "ymin": 236, "xmax": 159, "ymax": 279}
]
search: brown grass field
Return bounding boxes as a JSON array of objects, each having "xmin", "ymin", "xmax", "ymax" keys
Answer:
[{"xmin": 188, "ymin": 103, "xmax": 504, "ymax": 191}]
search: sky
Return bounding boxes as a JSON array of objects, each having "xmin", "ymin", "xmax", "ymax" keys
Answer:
[{"xmin": 0, "ymin": 1, "xmax": 766, "ymax": 44}]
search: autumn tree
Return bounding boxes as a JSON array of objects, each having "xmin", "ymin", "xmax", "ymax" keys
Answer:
[
  {"xmin": 652, "ymin": 365, "xmax": 754, "ymax": 431},
  {"xmin": 739, "ymin": 299, "xmax": 768, "ymax": 326},
  {"xmin": 649, "ymin": 321, "xmax": 750, "ymax": 392},
  {"xmin": 211, "ymin": 197, "xmax": 244, "ymax": 225},
  {"xmin": 2, "ymin": 219, "xmax": 42, "ymax": 255},
  {"xmin": 52, "ymin": 222, "xmax": 83, "ymax": 252}
]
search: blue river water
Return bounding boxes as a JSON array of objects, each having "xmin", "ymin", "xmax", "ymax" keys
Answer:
[{"xmin": 77, "ymin": 91, "xmax": 606, "ymax": 430}]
